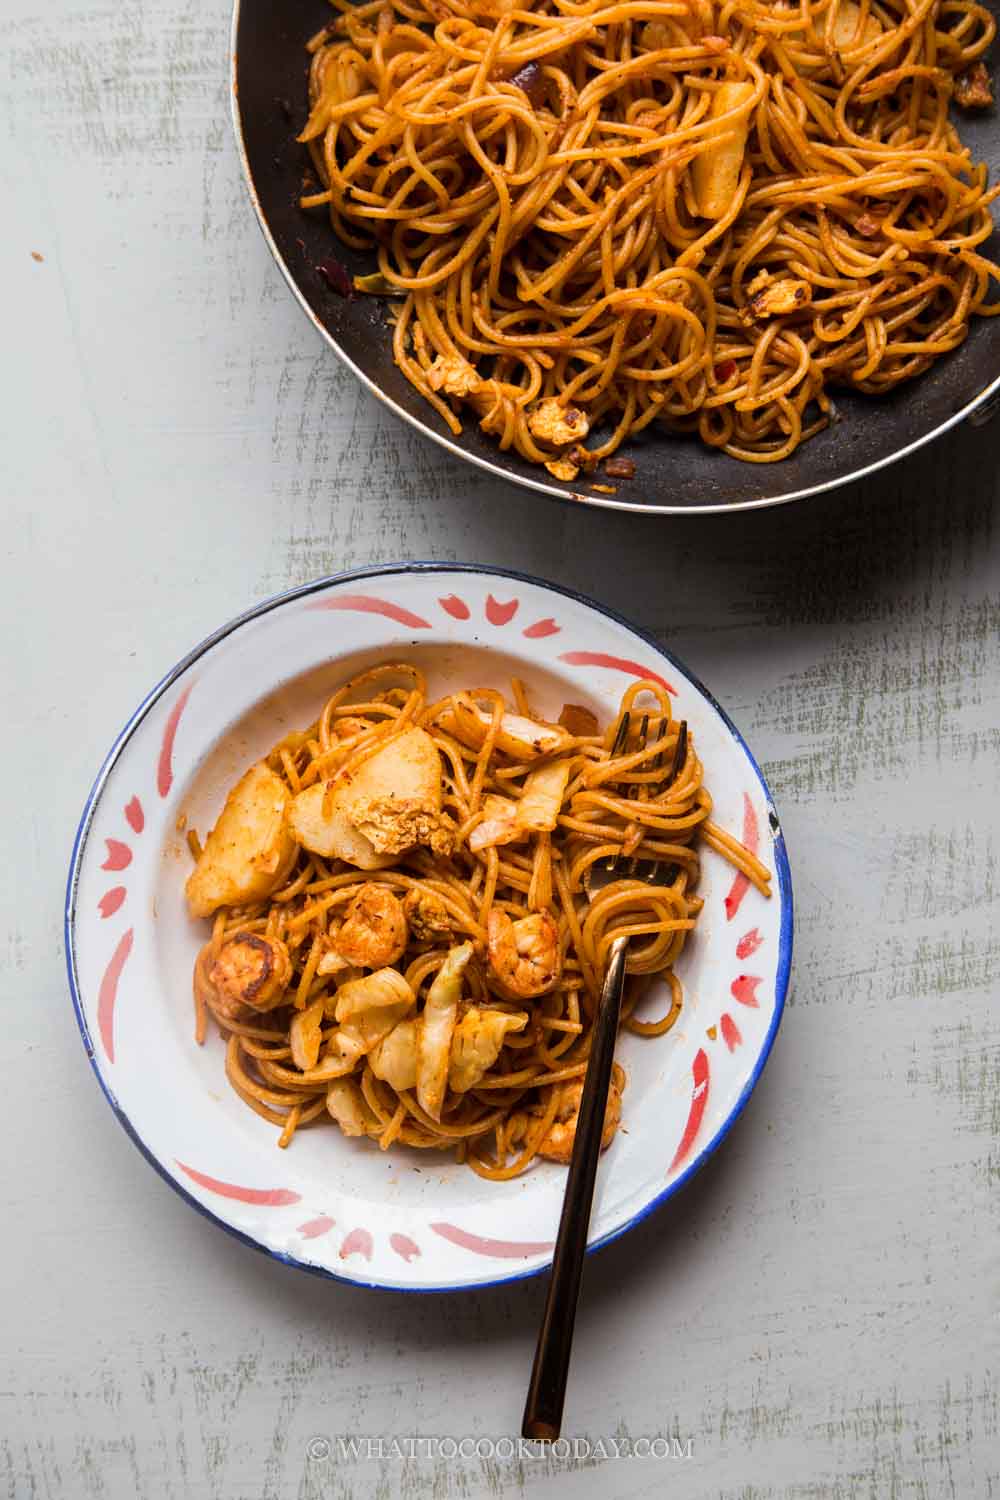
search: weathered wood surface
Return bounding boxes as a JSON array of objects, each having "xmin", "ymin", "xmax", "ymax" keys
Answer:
[{"xmin": 3, "ymin": 1, "xmax": 998, "ymax": 1495}]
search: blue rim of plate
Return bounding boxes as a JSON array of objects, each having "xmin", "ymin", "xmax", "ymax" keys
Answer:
[{"xmin": 65, "ymin": 562, "xmax": 793, "ymax": 1294}]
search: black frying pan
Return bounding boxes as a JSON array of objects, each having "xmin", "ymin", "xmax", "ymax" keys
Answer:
[{"xmin": 231, "ymin": 0, "xmax": 1000, "ymax": 513}]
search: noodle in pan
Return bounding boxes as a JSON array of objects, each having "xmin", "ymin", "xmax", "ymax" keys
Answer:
[{"xmin": 296, "ymin": 0, "xmax": 998, "ymax": 479}]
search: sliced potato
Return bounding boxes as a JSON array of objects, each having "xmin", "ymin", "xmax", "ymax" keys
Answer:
[
  {"xmin": 185, "ymin": 763, "xmax": 297, "ymax": 919},
  {"xmin": 692, "ymin": 81, "xmax": 755, "ymax": 220},
  {"xmin": 289, "ymin": 727, "xmax": 445, "ymax": 866}
]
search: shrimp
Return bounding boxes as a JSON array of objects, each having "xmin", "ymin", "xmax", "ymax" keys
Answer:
[
  {"xmin": 402, "ymin": 886, "xmax": 451, "ymax": 943},
  {"xmin": 486, "ymin": 909, "xmax": 561, "ymax": 999},
  {"xmin": 333, "ymin": 883, "xmax": 408, "ymax": 968},
  {"xmin": 203, "ymin": 932, "xmax": 293, "ymax": 1018},
  {"xmin": 535, "ymin": 1076, "xmax": 623, "ymax": 1164}
]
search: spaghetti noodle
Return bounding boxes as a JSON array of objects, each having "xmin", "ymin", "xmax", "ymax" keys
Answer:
[
  {"xmin": 186, "ymin": 664, "xmax": 770, "ymax": 1176},
  {"xmin": 297, "ymin": 0, "xmax": 998, "ymax": 476}
]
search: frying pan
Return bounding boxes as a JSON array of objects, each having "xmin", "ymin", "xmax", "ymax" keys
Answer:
[{"xmin": 231, "ymin": 0, "xmax": 1000, "ymax": 514}]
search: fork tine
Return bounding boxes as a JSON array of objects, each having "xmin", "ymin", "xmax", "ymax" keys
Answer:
[
  {"xmin": 602, "ymin": 711, "xmax": 631, "ymax": 872},
  {"xmin": 665, "ymin": 719, "xmax": 687, "ymax": 787},
  {"xmin": 622, "ymin": 714, "xmax": 658, "ymax": 878}
]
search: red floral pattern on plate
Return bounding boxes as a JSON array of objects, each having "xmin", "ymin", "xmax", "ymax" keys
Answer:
[
  {"xmin": 101, "ymin": 839, "xmax": 132, "ymax": 872},
  {"xmin": 430, "ymin": 1223, "xmax": 554, "ymax": 1258},
  {"xmin": 723, "ymin": 793, "xmax": 759, "ymax": 921},
  {"xmin": 157, "ymin": 685, "xmax": 194, "ymax": 799},
  {"xmin": 125, "ymin": 796, "xmax": 144, "ymax": 833},
  {"xmin": 522, "ymin": 618, "xmax": 560, "ymax": 639},
  {"xmin": 557, "ymin": 651, "xmax": 675, "ymax": 695},
  {"xmin": 97, "ymin": 928, "xmax": 134, "ymax": 1063},
  {"xmin": 720, "ymin": 1013, "xmax": 742, "ymax": 1052},
  {"xmin": 309, "ymin": 595, "xmax": 431, "ymax": 630},
  {"xmin": 98, "ymin": 887, "xmax": 126, "ymax": 919},
  {"xmin": 439, "ymin": 594, "xmax": 470, "ymax": 620},
  {"xmin": 736, "ymin": 927, "xmax": 763, "ymax": 959},
  {"xmin": 298, "ymin": 1215, "xmax": 336, "ymax": 1240},
  {"xmin": 340, "ymin": 1228, "xmax": 373, "ymax": 1261},
  {"xmin": 731, "ymin": 974, "xmax": 763, "ymax": 1008},
  {"xmin": 485, "ymin": 594, "xmax": 519, "ymax": 626},
  {"xmin": 669, "ymin": 1047, "xmax": 710, "ymax": 1173},
  {"xmin": 175, "ymin": 1162, "xmax": 301, "ymax": 1206}
]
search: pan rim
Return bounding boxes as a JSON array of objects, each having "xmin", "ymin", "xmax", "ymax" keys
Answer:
[{"xmin": 229, "ymin": 0, "xmax": 1000, "ymax": 517}]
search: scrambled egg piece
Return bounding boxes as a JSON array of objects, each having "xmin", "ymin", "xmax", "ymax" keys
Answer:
[
  {"xmin": 544, "ymin": 458, "xmax": 580, "ymax": 482},
  {"xmin": 955, "ymin": 62, "xmax": 993, "ymax": 108},
  {"xmin": 527, "ymin": 397, "xmax": 590, "ymax": 447},
  {"xmin": 743, "ymin": 271, "xmax": 813, "ymax": 321},
  {"xmin": 425, "ymin": 353, "xmax": 483, "ymax": 398}
]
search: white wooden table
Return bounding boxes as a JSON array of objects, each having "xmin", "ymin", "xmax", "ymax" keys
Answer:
[{"xmin": 4, "ymin": 1, "xmax": 999, "ymax": 1494}]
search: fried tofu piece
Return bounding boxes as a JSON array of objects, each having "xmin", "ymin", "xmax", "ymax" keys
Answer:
[
  {"xmin": 289, "ymin": 728, "xmax": 451, "ymax": 868},
  {"xmin": 185, "ymin": 763, "xmax": 298, "ymax": 918}
]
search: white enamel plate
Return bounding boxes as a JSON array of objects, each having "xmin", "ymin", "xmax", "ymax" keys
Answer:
[{"xmin": 66, "ymin": 565, "xmax": 792, "ymax": 1292}]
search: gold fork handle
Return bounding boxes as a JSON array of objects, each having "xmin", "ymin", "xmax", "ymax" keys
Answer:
[{"xmin": 522, "ymin": 933, "xmax": 630, "ymax": 1440}]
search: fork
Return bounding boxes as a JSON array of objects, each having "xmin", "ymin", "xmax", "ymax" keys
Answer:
[{"xmin": 522, "ymin": 709, "xmax": 683, "ymax": 1441}]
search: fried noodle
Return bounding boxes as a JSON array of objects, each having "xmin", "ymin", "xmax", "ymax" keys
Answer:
[
  {"xmin": 188, "ymin": 664, "xmax": 769, "ymax": 1176},
  {"xmin": 295, "ymin": 0, "xmax": 998, "ymax": 475}
]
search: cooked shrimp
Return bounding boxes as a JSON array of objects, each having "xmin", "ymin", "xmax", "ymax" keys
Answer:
[
  {"xmin": 205, "ymin": 932, "xmax": 293, "ymax": 1017},
  {"xmin": 536, "ymin": 1076, "xmax": 623, "ymax": 1164},
  {"xmin": 486, "ymin": 909, "xmax": 561, "ymax": 998},
  {"xmin": 333, "ymin": 883, "xmax": 408, "ymax": 968},
  {"xmin": 402, "ymin": 886, "xmax": 451, "ymax": 943}
]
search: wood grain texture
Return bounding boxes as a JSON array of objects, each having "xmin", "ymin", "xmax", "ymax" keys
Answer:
[{"xmin": 2, "ymin": 0, "xmax": 998, "ymax": 1496}]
